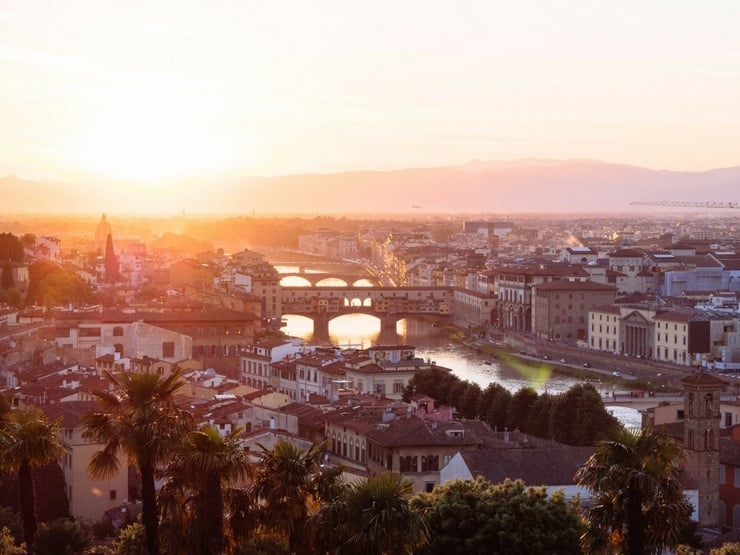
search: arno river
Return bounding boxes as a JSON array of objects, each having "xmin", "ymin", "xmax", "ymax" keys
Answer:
[
  {"xmin": 281, "ymin": 312, "xmax": 641, "ymax": 427},
  {"xmin": 278, "ymin": 272, "xmax": 641, "ymax": 427}
]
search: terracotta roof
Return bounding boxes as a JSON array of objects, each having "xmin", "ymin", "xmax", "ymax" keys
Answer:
[
  {"xmin": 42, "ymin": 400, "xmax": 100, "ymax": 428},
  {"xmin": 534, "ymin": 280, "xmax": 617, "ymax": 292},
  {"xmin": 720, "ymin": 437, "xmax": 740, "ymax": 467},
  {"xmin": 458, "ymin": 444, "xmax": 594, "ymax": 486},
  {"xmin": 681, "ymin": 371, "xmax": 727, "ymax": 387},
  {"xmin": 609, "ymin": 249, "xmax": 645, "ymax": 258}
]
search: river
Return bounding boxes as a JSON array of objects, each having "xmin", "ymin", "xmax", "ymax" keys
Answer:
[{"xmin": 278, "ymin": 272, "xmax": 642, "ymax": 427}]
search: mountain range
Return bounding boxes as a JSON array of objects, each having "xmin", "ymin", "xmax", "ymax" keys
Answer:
[{"xmin": 2, "ymin": 159, "xmax": 740, "ymax": 215}]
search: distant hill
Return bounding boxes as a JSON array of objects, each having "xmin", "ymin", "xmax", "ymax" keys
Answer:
[{"xmin": 3, "ymin": 159, "xmax": 740, "ymax": 214}]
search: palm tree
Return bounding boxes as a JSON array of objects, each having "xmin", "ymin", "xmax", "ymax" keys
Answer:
[
  {"xmin": 82, "ymin": 370, "xmax": 193, "ymax": 555},
  {"xmin": 252, "ymin": 439, "xmax": 339, "ymax": 554},
  {"xmin": 575, "ymin": 426, "xmax": 693, "ymax": 555},
  {"xmin": 0, "ymin": 406, "xmax": 64, "ymax": 555},
  {"xmin": 158, "ymin": 425, "xmax": 252, "ymax": 555},
  {"xmin": 308, "ymin": 472, "xmax": 429, "ymax": 555}
]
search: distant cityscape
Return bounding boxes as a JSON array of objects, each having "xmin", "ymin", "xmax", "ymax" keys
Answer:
[{"xmin": 3, "ymin": 209, "xmax": 740, "ymax": 550}]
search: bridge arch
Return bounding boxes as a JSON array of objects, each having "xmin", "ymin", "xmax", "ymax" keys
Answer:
[
  {"xmin": 280, "ymin": 275, "xmax": 312, "ymax": 287},
  {"xmin": 316, "ymin": 277, "xmax": 348, "ymax": 287}
]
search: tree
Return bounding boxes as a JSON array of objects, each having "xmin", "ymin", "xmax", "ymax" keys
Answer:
[
  {"xmin": 158, "ymin": 425, "xmax": 252, "ymax": 555},
  {"xmin": 550, "ymin": 384, "xmax": 619, "ymax": 445},
  {"xmin": 525, "ymin": 392, "xmax": 555, "ymax": 438},
  {"xmin": 32, "ymin": 518, "xmax": 91, "ymax": 555},
  {"xmin": 0, "ymin": 233, "xmax": 24, "ymax": 263},
  {"xmin": 309, "ymin": 472, "xmax": 429, "ymax": 555},
  {"xmin": 477, "ymin": 382, "xmax": 511, "ymax": 429},
  {"xmin": 411, "ymin": 477, "xmax": 582, "ymax": 555},
  {"xmin": 25, "ymin": 261, "xmax": 94, "ymax": 307},
  {"xmin": 109, "ymin": 521, "xmax": 147, "ymax": 555},
  {"xmin": 1, "ymin": 262, "xmax": 15, "ymax": 289},
  {"xmin": 0, "ymin": 526, "xmax": 26, "ymax": 555},
  {"xmin": 0, "ymin": 461, "xmax": 70, "ymax": 523},
  {"xmin": 0, "ymin": 406, "xmax": 65, "ymax": 555},
  {"xmin": 507, "ymin": 387, "xmax": 539, "ymax": 432},
  {"xmin": 575, "ymin": 427, "xmax": 694, "ymax": 555},
  {"xmin": 82, "ymin": 370, "xmax": 194, "ymax": 555},
  {"xmin": 251, "ymin": 439, "xmax": 340, "ymax": 554}
]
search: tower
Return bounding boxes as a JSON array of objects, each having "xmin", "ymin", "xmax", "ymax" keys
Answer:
[
  {"xmin": 682, "ymin": 371, "xmax": 725, "ymax": 528},
  {"xmin": 95, "ymin": 214, "xmax": 112, "ymax": 252},
  {"xmin": 104, "ymin": 233, "xmax": 119, "ymax": 284}
]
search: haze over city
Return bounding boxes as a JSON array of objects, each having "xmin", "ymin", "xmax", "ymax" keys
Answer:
[{"xmin": 2, "ymin": 1, "xmax": 740, "ymax": 215}]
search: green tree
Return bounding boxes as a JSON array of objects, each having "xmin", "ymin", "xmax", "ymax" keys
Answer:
[
  {"xmin": 0, "ymin": 407, "xmax": 65, "ymax": 555},
  {"xmin": 0, "ymin": 461, "xmax": 70, "ymax": 523},
  {"xmin": 711, "ymin": 543, "xmax": 740, "ymax": 555},
  {"xmin": 477, "ymin": 382, "xmax": 512, "ymax": 429},
  {"xmin": 20, "ymin": 234, "xmax": 35, "ymax": 250},
  {"xmin": 455, "ymin": 382, "xmax": 482, "ymax": 419},
  {"xmin": 0, "ymin": 526, "xmax": 26, "ymax": 555},
  {"xmin": 575, "ymin": 427, "xmax": 693, "ymax": 555},
  {"xmin": 309, "ymin": 472, "xmax": 429, "ymax": 555},
  {"xmin": 109, "ymin": 521, "xmax": 147, "ymax": 555},
  {"xmin": 2, "ymin": 262, "xmax": 15, "ymax": 289},
  {"xmin": 25, "ymin": 261, "xmax": 94, "ymax": 307},
  {"xmin": 524, "ymin": 392, "xmax": 555, "ymax": 438},
  {"xmin": 506, "ymin": 387, "xmax": 539, "ymax": 432},
  {"xmin": 158, "ymin": 425, "xmax": 252, "ymax": 555},
  {"xmin": 0, "ymin": 233, "xmax": 24, "ymax": 263},
  {"xmin": 33, "ymin": 518, "xmax": 91, "ymax": 555},
  {"xmin": 0, "ymin": 506, "xmax": 24, "ymax": 548},
  {"xmin": 403, "ymin": 367, "xmax": 460, "ymax": 407},
  {"xmin": 550, "ymin": 384, "xmax": 619, "ymax": 445},
  {"xmin": 252, "ymin": 439, "xmax": 339, "ymax": 555},
  {"xmin": 82, "ymin": 370, "xmax": 194, "ymax": 555},
  {"xmin": 411, "ymin": 477, "xmax": 582, "ymax": 555}
]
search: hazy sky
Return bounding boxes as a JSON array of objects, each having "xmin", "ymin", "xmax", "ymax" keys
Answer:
[{"xmin": 2, "ymin": 0, "xmax": 740, "ymax": 184}]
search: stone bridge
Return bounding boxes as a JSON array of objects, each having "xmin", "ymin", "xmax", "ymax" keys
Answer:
[
  {"xmin": 280, "ymin": 286, "xmax": 452, "ymax": 342},
  {"xmin": 278, "ymin": 272, "xmax": 380, "ymax": 287}
]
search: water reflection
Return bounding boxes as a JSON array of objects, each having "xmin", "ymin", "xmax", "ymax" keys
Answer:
[{"xmin": 281, "ymin": 313, "xmax": 582, "ymax": 394}]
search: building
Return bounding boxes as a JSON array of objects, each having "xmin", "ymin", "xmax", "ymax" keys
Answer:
[
  {"xmin": 43, "ymin": 401, "xmax": 129, "ymax": 522},
  {"xmin": 497, "ymin": 263, "xmax": 589, "ymax": 333},
  {"xmin": 533, "ymin": 280, "xmax": 616, "ymax": 342}
]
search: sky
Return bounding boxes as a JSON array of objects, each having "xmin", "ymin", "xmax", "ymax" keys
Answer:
[{"xmin": 2, "ymin": 0, "xmax": 740, "ymax": 188}]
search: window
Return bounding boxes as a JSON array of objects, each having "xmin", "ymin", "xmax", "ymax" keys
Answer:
[
  {"xmin": 425, "ymin": 482, "xmax": 435, "ymax": 493},
  {"xmin": 79, "ymin": 327, "xmax": 102, "ymax": 337},
  {"xmin": 113, "ymin": 326, "xmax": 124, "ymax": 337},
  {"xmin": 734, "ymin": 468, "xmax": 740, "ymax": 488},
  {"xmin": 110, "ymin": 490, "xmax": 117, "ymax": 500},
  {"xmin": 162, "ymin": 341, "xmax": 175, "ymax": 358},
  {"xmin": 398, "ymin": 455, "xmax": 417, "ymax": 472},
  {"xmin": 421, "ymin": 455, "xmax": 439, "ymax": 472}
]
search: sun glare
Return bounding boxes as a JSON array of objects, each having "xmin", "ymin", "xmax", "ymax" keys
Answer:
[{"xmin": 76, "ymin": 84, "xmax": 231, "ymax": 182}]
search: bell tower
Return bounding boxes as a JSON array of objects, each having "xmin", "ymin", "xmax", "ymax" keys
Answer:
[{"xmin": 682, "ymin": 371, "xmax": 725, "ymax": 528}]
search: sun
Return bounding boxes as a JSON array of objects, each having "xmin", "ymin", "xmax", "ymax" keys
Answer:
[{"xmin": 76, "ymin": 82, "xmax": 233, "ymax": 182}]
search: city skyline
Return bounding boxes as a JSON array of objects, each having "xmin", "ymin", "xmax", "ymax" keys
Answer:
[{"xmin": 2, "ymin": 1, "xmax": 740, "ymax": 213}]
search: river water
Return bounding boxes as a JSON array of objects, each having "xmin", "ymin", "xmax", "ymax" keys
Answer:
[{"xmin": 278, "ymin": 273, "xmax": 642, "ymax": 427}]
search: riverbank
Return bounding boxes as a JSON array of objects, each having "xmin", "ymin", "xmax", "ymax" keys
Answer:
[{"xmin": 449, "ymin": 327, "xmax": 684, "ymax": 394}]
